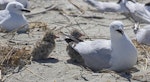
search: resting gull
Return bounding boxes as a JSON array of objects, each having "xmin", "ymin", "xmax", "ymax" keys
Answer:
[
  {"xmin": 84, "ymin": 0, "xmax": 135, "ymax": 13},
  {"xmin": 0, "ymin": 0, "xmax": 29, "ymax": 10},
  {"xmin": 65, "ymin": 21, "xmax": 137, "ymax": 71},
  {"xmin": 133, "ymin": 25, "xmax": 150, "ymax": 46},
  {"xmin": 0, "ymin": 2, "xmax": 30, "ymax": 33}
]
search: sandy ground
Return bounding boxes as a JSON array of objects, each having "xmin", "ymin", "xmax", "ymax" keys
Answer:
[{"xmin": 1, "ymin": 0, "xmax": 150, "ymax": 82}]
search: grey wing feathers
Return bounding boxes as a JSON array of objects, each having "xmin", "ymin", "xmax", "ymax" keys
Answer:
[
  {"xmin": 73, "ymin": 40, "xmax": 112, "ymax": 71},
  {"xmin": 83, "ymin": 47, "xmax": 111, "ymax": 71}
]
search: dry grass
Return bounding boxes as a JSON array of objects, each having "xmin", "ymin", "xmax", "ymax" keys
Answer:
[
  {"xmin": 132, "ymin": 39, "xmax": 150, "ymax": 81},
  {"xmin": 0, "ymin": 22, "xmax": 49, "ymax": 75},
  {"xmin": 132, "ymin": 39, "xmax": 150, "ymax": 68},
  {"xmin": 0, "ymin": 45, "xmax": 31, "ymax": 75}
]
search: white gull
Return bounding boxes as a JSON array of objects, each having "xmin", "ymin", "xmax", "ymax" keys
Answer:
[
  {"xmin": 125, "ymin": 0, "xmax": 150, "ymax": 24},
  {"xmin": 0, "ymin": 0, "xmax": 29, "ymax": 10},
  {"xmin": 84, "ymin": 0, "xmax": 133, "ymax": 13},
  {"xmin": 0, "ymin": 2, "xmax": 30, "ymax": 33},
  {"xmin": 134, "ymin": 25, "xmax": 150, "ymax": 45},
  {"xmin": 65, "ymin": 21, "xmax": 137, "ymax": 71}
]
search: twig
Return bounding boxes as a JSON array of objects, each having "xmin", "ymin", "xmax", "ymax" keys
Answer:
[
  {"xmin": 68, "ymin": 14, "xmax": 104, "ymax": 19},
  {"xmin": 25, "ymin": 67, "xmax": 46, "ymax": 80},
  {"xmin": 12, "ymin": 76, "xmax": 26, "ymax": 82},
  {"xmin": 67, "ymin": 0, "xmax": 85, "ymax": 14},
  {"xmin": 141, "ymin": 46, "xmax": 149, "ymax": 70},
  {"xmin": 1, "ymin": 73, "xmax": 13, "ymax": 82},
  {"xmin": 74, "ymin": 19, "xmax": 91, "ymax": 40},
  {"xmin": 55, "ymin": 23, "xmax": 86, "ymax": 31},
  {"xmin": 1, "ymin": 47, "xmax": 15, "ymax": 65},
  {"xmin": 26, "ymin": 4, "xmax": 57, "ymax": 16}
]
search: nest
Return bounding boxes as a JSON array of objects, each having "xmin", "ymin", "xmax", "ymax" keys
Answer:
[
  {"xmin": 0, "ymin": 45, "xmax": 31, "ymax": 75},
  {"xmin": 132, "ymin": 39, "xmax": 150, "ymax": 81}
]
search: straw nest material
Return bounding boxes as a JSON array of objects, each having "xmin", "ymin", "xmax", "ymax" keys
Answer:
[
  {"xmin": 132, "ymin": 39, "xmax": 150, "ymax": 81},
  {"xmin": 0, "ymin": 45, "xmax": 31, "ymax": 75},
  {"xmin": 132, "ymin": 39, "xmax": 150, "ymax": 67}
]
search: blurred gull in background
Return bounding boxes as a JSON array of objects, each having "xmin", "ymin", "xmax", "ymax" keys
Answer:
[
  {"xmin": 125, "ymin": 0, "xmax": 150, "ymax": 24},
  {"xmin": 84, "ymin": 0, "xmax": 133, "ymax": 13},
  {"xmin": 0, "ymin": 2, "xmax": 30, "ymax": 33},
  {"xmin": 133, "ymin": 25, "xmax": 150, "ymax": 46},
  {"xmin": 0, "ymin": 0, "xmax": 29, "ymax": 10}
]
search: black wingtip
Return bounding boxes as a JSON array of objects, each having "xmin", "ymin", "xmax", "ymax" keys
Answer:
[
  {"xmin": 117, "ymin": 0, "xmax": 122, "ymax": 4},
  {"xmin": 65, "ymin": 38, "xmax": 74, "ymax": 44},
  {"xmin": 127, "ymin": 0, "xmax": 136, "ymax": 3},
  {"xmin": 145, "ymin": 2, "xmax": 150, "ymax": 6}
]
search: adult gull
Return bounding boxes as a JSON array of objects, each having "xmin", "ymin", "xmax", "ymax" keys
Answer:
[
  {"xmin": 133, "ymin": 25, "xmax": 150, "ymax": 46},
  {"xmin": 0, "ymin": 2, "xmax": 30, "ymax": 33},
  {"xmin": 125, "ymin": 0, "xmax": 150, "ymax": 24},
  {"xmin": 65, "ymin": 21, "xmax": 137, "ymax": 71},
  {"xmin": 0, "ymin": 0, "xmax": 29, "ymax": 10},
  {"xmin": 84, "ymin": 0, "xmax": 133, "ymax": 13}
]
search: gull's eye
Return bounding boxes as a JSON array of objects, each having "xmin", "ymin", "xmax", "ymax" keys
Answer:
[{"xmin": 13, "ymin": 5, "xmax": 17, "ymax": 8}]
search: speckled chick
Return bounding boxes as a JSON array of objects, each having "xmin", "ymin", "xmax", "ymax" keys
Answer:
[
  {"xmin": 65, "ymin": 29, "xmax": 85, "ymax": 65},
  {"xmin": 32, "ymin": 31, "xmax": 58, "ymax": 60}
]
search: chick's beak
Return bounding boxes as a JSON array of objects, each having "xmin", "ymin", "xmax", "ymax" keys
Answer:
[
  {"xmin": 21, "ymin": 8, "xmax": 30, "ymax": 13},
  {"xmin": 54, "ymin": 35, "xmax": 59, "ymax": 39}
]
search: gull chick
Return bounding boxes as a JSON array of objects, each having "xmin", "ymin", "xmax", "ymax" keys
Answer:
[
  {"xmin": 0, "ymin": 2, "xmax": 30, "ymax": 33},
  {"xmin": 65, "ymin": 29, "xmax": 85, "ymax": 65},
  {"xmin": 32, "ymin": 30, "xmax": 58, "ymax": 60},
  {"xmin": 65, "ymin": 21, "xmax": 137, "ymax": 71},
  {"xmin": 0, "ymin": 0, "xmax": 29, "ymax": 10}
]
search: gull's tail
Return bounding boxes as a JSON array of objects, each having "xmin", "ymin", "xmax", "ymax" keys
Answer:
[
  {"xmin": 63, "ymin": 29, "xmax": 85, "ymax": 65},
  {"xmin": 62, "ymin": 29, "xmax": 84, "ymax": 44},
  {"xmin": 84, "ymin": 0, "xmax": 102, "ymax": 9},
  {"xmin": 85, "ymin": 0, "xmax": 99, "ymax": 6}
]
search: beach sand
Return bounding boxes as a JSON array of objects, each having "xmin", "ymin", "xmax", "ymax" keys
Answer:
[{"xmin": 1, "ymin": 0, "xmax": 150, "ymax": 82}]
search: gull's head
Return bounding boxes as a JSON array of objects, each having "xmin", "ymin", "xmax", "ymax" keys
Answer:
[
  {"xmin": 16, "ymin": 0, "xmax": 29, "ymax": 8},
  {"xmin": 110, "ymin": 21, "xmax": 124, "ymax": 37},
  {"xmin": 43, "ymin": 31, "xmax": 59, "ymax": 42},
  {"xmin": 6, "ymin": 2, "xmax": 30, "ymax": 14}
]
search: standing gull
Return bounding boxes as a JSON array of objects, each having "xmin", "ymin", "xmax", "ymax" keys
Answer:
[
  {"xmin": 0, "ymin": 2, "xmax": 30, "ymax": 33},
  {"xmin": 65, "ymin": 21, "xmax": 137, "ymax": 71},
  {"xmin": 0, "ymin": 0, "xmax": 29, "ymax": 10}
]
